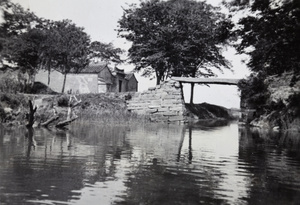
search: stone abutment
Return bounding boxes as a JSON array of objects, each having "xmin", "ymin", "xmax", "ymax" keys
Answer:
[{"xmin": 126, "ymin": 80, "xmax": 187, "ymax": 123}]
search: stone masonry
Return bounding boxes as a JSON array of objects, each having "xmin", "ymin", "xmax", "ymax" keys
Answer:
[{"xmin": 126, "ymin": 79, "xmax": 187, "ymax": 123}]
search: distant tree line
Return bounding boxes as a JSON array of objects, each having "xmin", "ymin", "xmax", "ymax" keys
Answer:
[
  {"xmin": 0, "ymin": 0, "xmax": 124, "ymax": 93},
  {"xmin": 1, "ymin": 0, "xmax": 299, "ymax": 102}
]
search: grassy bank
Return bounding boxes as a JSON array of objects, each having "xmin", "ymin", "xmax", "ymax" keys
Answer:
[
  {"xmin": 1, "ymin": 92, "xmax": 237, "ymax": 127},
  {"xmin": 0, "ymin": 92, "xmax": 150, "ymax": 127}
]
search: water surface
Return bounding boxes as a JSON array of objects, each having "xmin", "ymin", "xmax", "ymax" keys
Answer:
[{"xmin": 0, "ymin": 122, "xmax": 300, "ymax": 204}]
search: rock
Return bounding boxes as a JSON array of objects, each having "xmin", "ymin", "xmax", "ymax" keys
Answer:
[
  {"xmin": 148, "ymin": 87, "xmax": 156, "ymax": 91},
  {"xmin": 174, "ymin": 82, "xmax": 181, "ymax": 88},
  {"xmin": 4, "ymin": 107, "xmax": 12, "ymax": 114},
  {"xmin": 267, "ymin": 72, "xmax": 300, "ymax": 106}
]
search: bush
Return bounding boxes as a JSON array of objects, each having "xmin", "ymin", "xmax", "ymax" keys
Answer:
[
  {"xmin": 0, "ymin": 77, "xmax": 23, "ymax": 93},
  {"xmin": 57, "ymin": 95, "xmax": 69, "ymax": 107},
  {"xmin": 30, "ymin": 82, "xmax": 57, "ymax": 94},
  {"xmin": 0, "ymin": 93, "xmax": 26, "ymax": 109},
  {"xmin": 238, "ymin": 72, "xmax": 269, "ymax": 114}
]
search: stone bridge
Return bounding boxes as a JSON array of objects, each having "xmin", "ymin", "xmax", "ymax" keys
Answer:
[{"xmin": 126, "ymin": 77, "xmax": 241, "ymax": 123}]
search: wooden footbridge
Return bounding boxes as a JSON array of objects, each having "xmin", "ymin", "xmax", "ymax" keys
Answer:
[
  {"xmin": 127, "ymin": 77, "xmax": 242, "ymax": 122},
  {"xmin": 171, "ymin": 77, "xmax": 240, "ymax": 85},
  {"xmin": 171, "ymin": 77, "xmax": 241, "ymax": 104}
]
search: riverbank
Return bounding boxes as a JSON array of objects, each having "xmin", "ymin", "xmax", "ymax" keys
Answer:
[
  {"xmin": 0, "ymin": 92, "xmax": 235, "ymax": 127},
  {"xmin": 0, "ymin": 92, "xmax": 146, "ymax": 127},
  {"xmin": 185, "ymin": 103, "xmax": 235, "ymax": 120},
  {"xmin": 240, "ymin": 72, "xmax": 300, "ymax": 132}
]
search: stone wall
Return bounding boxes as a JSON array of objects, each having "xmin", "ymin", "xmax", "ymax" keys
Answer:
[
  {"xmin": 35, "ymin": 70, "xmax": 98, "ymax": 94},
  {"xmin": 126, "ymin": 79, "xmax": 187, "ymax": 123}
]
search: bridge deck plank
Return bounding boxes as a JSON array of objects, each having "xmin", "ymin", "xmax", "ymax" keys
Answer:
[{"xmin": 171, "ymin": 77, "xmax": 240, "ymax": 85}]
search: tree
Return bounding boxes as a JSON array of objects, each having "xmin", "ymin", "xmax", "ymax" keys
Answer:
[
  {"xmin": 231, "ymin": 0, "xmax": 300, "ymax": 75},
  {"xmin": 89, "ymin": 41, "xmax": 124, "ymax": 65},
  {"xmin": 1, "ymin": 5, "xmax": 91, "ymax": 93},
  {"xmin": 4, "ymin": 28, "xmax": 46, "ymax": 91},
  {"xmin": 0, "ymin": 1, "xmax": 48, "ymax": 91},
  {"xmin": 0, "ymin": 1, "xmax": 46, "ymax": 91},
  {"xmin": 1, "ymin": 2, "xmax": 91, "ymax": 94},
  {"xmin": 0, "ymin": 1, "xmax": 41, "ymax": 66},
  {"xmin": 118, "ymin": 0, "xmax": 233, "ymax": 103},
  {"xmin": 37, "ymin": 20, "xmax": 62, "ymax": 86},
  {"xmin": 51, "ymin": 20, "xmax": 90, "ymax": 93},
  {"xmin": 0, "ymin": 1, "xmax": 40, "ymax": 36}
]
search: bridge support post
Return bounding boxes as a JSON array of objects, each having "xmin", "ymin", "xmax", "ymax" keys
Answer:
[{"xmin": 190, "ymin": 83, "xmax": 195, "ymax": 104}]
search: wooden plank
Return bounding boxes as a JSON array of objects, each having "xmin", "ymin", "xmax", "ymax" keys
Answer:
[{"xmin": 171, "ymin": 77, "xmax": 240, "ymax": 85}]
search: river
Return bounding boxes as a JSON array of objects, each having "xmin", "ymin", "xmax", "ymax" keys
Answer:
[{"xmin": 0, "ymin": 121, "xmax": 300, "ymax": 204}]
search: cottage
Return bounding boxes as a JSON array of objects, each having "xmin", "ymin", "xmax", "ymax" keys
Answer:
[
  {"xmin": 34, "ymin": 62, "xmax": 138, "ymax": 94},
  {"xmin": 113, "ymin": 68, "xmax": 138, "ymax": 92}
]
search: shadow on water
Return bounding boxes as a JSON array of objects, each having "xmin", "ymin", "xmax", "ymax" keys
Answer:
[
  {"xmin": 0, "ymin": 122, "xmax": 300, "ymax": 204},
  {"xmin": 189, "ymin": 119, "xmax": 231, "ymax": 130},
  {"xmin": 239, "ymin": 127, "xmax": 300, "ymax": 205}
]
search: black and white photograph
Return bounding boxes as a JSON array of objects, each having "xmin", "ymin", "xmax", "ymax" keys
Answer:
[{"xmin": 0, "ymin": 0, "xmax": 299, "ymax": 204}]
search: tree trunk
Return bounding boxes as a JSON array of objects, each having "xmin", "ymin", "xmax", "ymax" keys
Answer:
[
  {"xmin": 56, "ymin": 117, "xmax": 78, "ymax": 129},
  {"xmin": 156, "ymin": 75, "xmax": 161, "ymax": 85},
  {"xmin": 61, "ymin": 73, "xmax": 67, "ymax": 93},
  {"xmin": 47, "ymin": 61, "xmax": 51, "ymax": 86},
  {"xmin": 190, "ymin": 82, "xmax": 195, "ymax": 104},
  {"xmin": 41, "ymin": 115, "xmax": 59, "ymax": 127},
  {"xmin": 156, "ymin": 70, "xmax": 162, "ymax": 85},
  {"xmin": 55, "ymin": 96, "xmax": 81, "ymax": 129}
]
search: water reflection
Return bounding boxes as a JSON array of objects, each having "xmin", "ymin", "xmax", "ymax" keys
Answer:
[
  {"xmin": 239, "ymin": 127, "xmax": 300, "ymax": 204},
  {"xmin": 0, "ymin": 122, "xmax": 300, "ymax": 204}
]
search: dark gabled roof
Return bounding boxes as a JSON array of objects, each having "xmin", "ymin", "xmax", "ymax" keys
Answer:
[
  {"xmin": 79, "ymin": 62, "xmax": 109, "ymax": 73},
  {"xmin": 115, "ymin": 67, "xmax": 124, "ymax": 73}
]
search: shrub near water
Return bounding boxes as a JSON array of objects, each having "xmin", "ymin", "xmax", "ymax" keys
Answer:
[
  {"xmin": 239, "ymin": 72, "xmax": 300, "ymax": 130},
  {"xmin": 0, "ymin": 93, "xmax": 28, "ymax": 124},
  {"xmin": 0, "ymin": 93, "xmax": 27, "ymax": 109},
  {"xmin": 0, "ymin": 76, "xmax": 23, "ymax": 94},
  {"xmin": 57, "ymin": 95, "xmax": 70, "ymax": 107}
]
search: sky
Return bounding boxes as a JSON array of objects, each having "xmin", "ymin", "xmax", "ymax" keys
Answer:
[{"xmin": 10, "ymin": 0, "xmax": 250, "ymax": 108}]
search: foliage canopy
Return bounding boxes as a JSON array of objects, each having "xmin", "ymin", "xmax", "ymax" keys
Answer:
[
  {"xmin": 118, "ymin": 0, "xmax": 233, "ymax": 85},
  {"xmin": 232, "ymin": 0, "xmax": 300, "ymax": 75}
]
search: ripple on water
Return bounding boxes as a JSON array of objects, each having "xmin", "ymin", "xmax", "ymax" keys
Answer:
[{"xmin": 1, "ymin": 123, "xmax": 300, "ymax": 205}]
